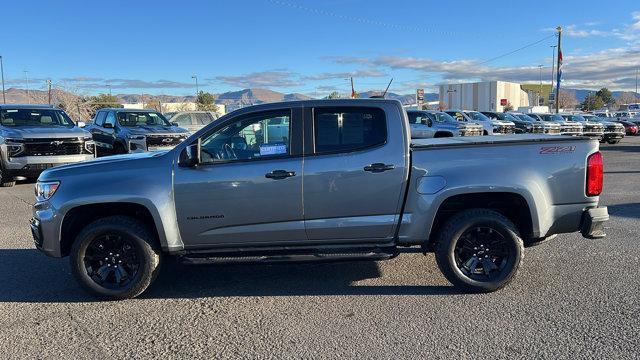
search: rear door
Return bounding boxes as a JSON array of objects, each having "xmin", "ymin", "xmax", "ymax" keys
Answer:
[{"xmin": 302, "ymin": 103, "xmax": 408, "ymax": 242}]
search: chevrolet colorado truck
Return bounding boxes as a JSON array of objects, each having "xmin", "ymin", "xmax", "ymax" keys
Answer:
[
  {"xmin": 31, "ymin": 99, "xmax": 608, "ymax": 300},
  {"xmin": 0, "ymin": 104, "xmax": 95, "ymax": 187},
  {"xmin": 87, "ymin": 108, "xmax": 189, "ymax": 155}
]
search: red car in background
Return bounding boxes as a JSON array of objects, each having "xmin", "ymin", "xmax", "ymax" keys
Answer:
[{"xmin": 614, "ymin": 119, "xmax": 638, "ymax": 136}]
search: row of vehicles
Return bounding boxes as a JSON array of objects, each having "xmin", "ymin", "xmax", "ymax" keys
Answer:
[
  {"xmin": 0, "ymin": 105, "xmax": 214, "ymax": 187},
  {"xmin": 407, "ymin": 109, "xmax": 632, "ymax": 144}
]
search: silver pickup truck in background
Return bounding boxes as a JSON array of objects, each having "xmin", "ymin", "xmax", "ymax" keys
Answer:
[
  {"xmin": 31, "ymin": 99, "xmax": 608, "ymax": 300},
  {"xmin": 0, "ymin": 104, "xmax": 95, "ymax": 187},
  {"xmin": 407, "ymin": 109, "xmax": 483, "ymax": 138}
]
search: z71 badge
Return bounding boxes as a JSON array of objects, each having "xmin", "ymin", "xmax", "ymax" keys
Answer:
[{"xmin": 540, "ymin": 146, "xmax": 576, "ymax": 154}]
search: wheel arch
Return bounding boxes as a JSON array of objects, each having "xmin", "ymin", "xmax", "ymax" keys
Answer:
[
  {"xmin": 425, "ymin": 191, "xmax": 537, "ymax": 249},
  {"xmin": 59, "ymin": 201, "xmax": 166, "ymax": 257}
]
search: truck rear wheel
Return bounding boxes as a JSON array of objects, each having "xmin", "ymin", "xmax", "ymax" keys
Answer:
[
  {"xmin": 435, "ymin": 209, "xmax": 523, "ymax": 293},
  {"xmin": 70, "ymin": 215, "xmax": 161, "ymax": 300}
]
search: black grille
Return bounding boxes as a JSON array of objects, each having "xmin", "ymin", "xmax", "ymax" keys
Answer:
[
  {"xmin": 146, "ymin": 134, "xmax": 185, "ymax": 147},
  {"xmin": 19, "ymin": 138, "xmax": 88, "ymax": 157},
  {"xmin": 531, "ymin": 125, "xmax": 544, "ymax": 134},
  {"xmin": 493, "ymin": 125, "xmax": 515, "ymax": 134},
  {"xmin": 583, "ymin": 125, "xmax": 604, "ymax": 134}
]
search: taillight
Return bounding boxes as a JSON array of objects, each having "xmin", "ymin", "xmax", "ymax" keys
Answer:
[{"xmin": 586, "ymin": 152, "xmax": 603, "ymax": 197}]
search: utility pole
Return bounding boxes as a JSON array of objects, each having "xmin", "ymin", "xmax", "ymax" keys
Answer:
[
  {"xmin": 23, "ymin": 70, "xmax": 30, "ymax": 104},
  {"xmin": 0, "ymin": 55, "xmax": 5, "ymax": 104},
  {"xmin": 550, "ymin": 45, "xmax": 556, "ymax": 91},
  {"xmin": 632, "ymin": 67, "xmax": 638, "ymax": 97},
  {"xmin": 538, "ymin": 64, "xmax": 543, "ymax": 104},
  {"xmin": 107, "ymin": 84, "xmax": 112, "ymax": 96},
  {"xmin": 191, "ymin": 75, "xmax": 199, "ymax": 97},
  {"xmin": 47, "ymin": 79, "xmax": 52, "ymax": 105},
  {"xmin": 555, "ymin": 26, "xmax": 562, "ymax": 114}
]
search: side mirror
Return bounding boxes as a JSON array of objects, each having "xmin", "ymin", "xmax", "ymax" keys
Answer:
[
  {"xmin": 179, "ymin": 139, "xmax": 201, "ymax": 168},
  {"xmin": 426, "ymin": 119, "xmax": 433, "ymax": 127},
  {"xmin": 103, "ymin": 123, "xmax": 114, "ymax": 129},
  {"xmin": 77, "ymin": 121, "xmax": 86, "ymax": 128},
  {"xmin": 171, "ymin": 122, "xmax": 179, "ymax": 127}
]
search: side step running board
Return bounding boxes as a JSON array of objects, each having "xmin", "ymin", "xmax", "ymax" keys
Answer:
[{"xmin": 180, "ymin": 251, "xmax": 397, "ymax": 265}]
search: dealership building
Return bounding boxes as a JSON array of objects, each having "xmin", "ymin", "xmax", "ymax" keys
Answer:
[{"xmin": 439, "ymin": 81, "xmax": 531, "ymax": 112}]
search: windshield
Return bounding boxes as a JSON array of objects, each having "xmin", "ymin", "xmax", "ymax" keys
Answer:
[
  {"xmin": 466, "ymin": 111, "xmax": 491, "ymax": 121},
  {"xmin": 117, "ymin": 112, "xmax": 171, "ymax": 127},
  {"xmin": 516, "ymin": 114, "xmax": 535, "ymax": 122},
  {"xmin": 542, "ymin": 114, "xmax": 564, "ymax": 122},
  {"xmin": 429, "ymin": 112, "xmax": 456, "ymax": 122},
  {"xmin": 0, "ymin": 108, "xmax": 75, "ymax": 127},
  {"xmin": 583, "ymin": 115, "xmax": 600, "ymax": 122},
  {"xmin": 502, "ymin": 113, "xmax": 518, "ymax": 122},
  {"xmin": 566, "ymin": 114, "xmax": 586, "ymax": 122}
]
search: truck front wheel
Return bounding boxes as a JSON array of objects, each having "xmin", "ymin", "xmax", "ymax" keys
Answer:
[
  {"xmin": 70, "ymin": 216, "xmax": 162, "ymax": 300},
  {"xmin": 434, "ymin": 209, "xmax": 524, "ymax": 293}
]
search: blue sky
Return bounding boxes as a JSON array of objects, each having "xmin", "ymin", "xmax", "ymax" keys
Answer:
[{"xmin": 1, "ymin": 0, "xmax": 638, "ymax": 96}]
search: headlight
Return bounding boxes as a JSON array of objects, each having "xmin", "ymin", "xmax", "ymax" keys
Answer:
[
  {"xmin": 84, "ymin": 140, "xmax": 95, "ymax": 154},
  {"xmin": 35, "ymin": 181, "xmax": 60, "ymax": 201},
  {"xmin": 5, "ymin": 138, "xmax": 24, "ymax": 157}
]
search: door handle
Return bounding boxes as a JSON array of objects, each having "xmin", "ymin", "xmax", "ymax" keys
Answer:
[
  {"xmin": 265, "ymin": 169, "xmax": 296, "ymax": 180},
  {"xmin": 364, "ymin": 163, "xmax": 395, "ymax": 173}
]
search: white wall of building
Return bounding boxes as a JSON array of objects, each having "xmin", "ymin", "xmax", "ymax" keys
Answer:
[{"xmin": 439, "ymin": 81, "xmax": 530, "ymax": 111}]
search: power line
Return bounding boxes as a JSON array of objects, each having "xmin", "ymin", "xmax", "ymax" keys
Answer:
[
  {"xmin": 476, "ymin": 34, "xmax": 556, "ymax": 66},
  {"xmin": 266, "ymin": 0, "xmax": 456, "ymax": 36}
]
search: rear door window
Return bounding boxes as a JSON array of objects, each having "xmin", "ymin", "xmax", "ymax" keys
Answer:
[{"xmin": 313, "ymin": 107, "xmax": 386, "ymax": 154}]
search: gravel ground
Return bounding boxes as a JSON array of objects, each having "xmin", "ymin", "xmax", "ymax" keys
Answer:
[{"xmin": 0, "ymin": 136, "xmax": 638, "ymax": 359}]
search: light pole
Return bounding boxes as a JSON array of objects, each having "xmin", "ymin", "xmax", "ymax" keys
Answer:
[
  {"xmin": 191, "ymin": 75, "xmax": 199, "ymax": 97},
  {"xmin": 0, "ymin": 55, "xmax": 5, "ymax": 104},
  {"xmin": 23, "ymin": 70, "xmax": 30, "ymax": 104},
  {"xmin": 107, "ymin": 84, "xmax": 112, "ymax": 96}
]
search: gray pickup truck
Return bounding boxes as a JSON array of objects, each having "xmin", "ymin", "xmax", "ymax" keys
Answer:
[
  {"xmin": 0, "ymin": 104, "xmax": 95, "ymax": 187},
  {"xmin": 31, "ymin": 99, "xmax": 608, "ymax": 300}
]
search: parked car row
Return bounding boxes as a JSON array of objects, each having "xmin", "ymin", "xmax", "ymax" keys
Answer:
[
  {"xmin": 407, "ymin": 109, "xmax": 630, "ymax": 144},
  {"xmin": 0, "ymin": 105, "xmax": 210, "ymax": 187}
]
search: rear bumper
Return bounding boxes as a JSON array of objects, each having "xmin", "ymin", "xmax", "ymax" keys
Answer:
[{"xmin": 580, "ymin": 206, "xmax": 608, "ymax": 239}]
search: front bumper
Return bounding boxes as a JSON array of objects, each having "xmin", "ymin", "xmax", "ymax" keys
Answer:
[
  {"xmin": 31, "ymin": 200, "xmax": 63, "ymax": 257},
  {"xmin": 580, "ymin": 207, "xmax": 608, "ymax": 239},
  {"xmin": 4, "ymin": 154, "xmax": 95, "ymax": 178}
]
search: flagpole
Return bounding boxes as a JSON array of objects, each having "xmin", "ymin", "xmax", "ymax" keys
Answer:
[{"xmin": 555, "ymin": 26, "xmax": 562, "ymax": 114}]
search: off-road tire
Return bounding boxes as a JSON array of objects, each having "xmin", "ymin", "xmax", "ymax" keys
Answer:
[
  {"xmin": 70, "ymin": 215, "xmax": 161, "ymax": 300},
  {"xmin": 435, "ymin": 209, "xmax": 524, "ymax": 293}
]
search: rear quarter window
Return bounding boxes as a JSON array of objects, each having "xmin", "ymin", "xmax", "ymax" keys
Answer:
[{"xmin": 313, "ymin": 107, "xmax": 386, "ymax": 154}]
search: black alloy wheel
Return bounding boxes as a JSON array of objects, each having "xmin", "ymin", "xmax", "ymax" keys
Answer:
[
  {"xmin": 83, "ymin": 233, "xmax": 141, "ymax": 290},
  {"xmin": 454, "ymin": 226, "xmax": 514, "ymax": 281}
]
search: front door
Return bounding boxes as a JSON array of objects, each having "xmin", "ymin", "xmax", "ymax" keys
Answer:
[
  {"xmin": 173, "ymin": 107, "xmax": 305, "ymax": 248},
  {"xmin": 302, "ymin": 104, "xmax": 408, "ymax": 242}
]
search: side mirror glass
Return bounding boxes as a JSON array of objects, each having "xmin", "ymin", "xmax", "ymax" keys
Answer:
[
  {"xmin": 77, "ymin": 121, "xmax": 86, "ymax": 128},
  {"xmin": 179, "ymin": 139, "xmax": 201, "ymax": 168},
  {"xmin": 103, "ymin": 123, "xmax": 114, "ymax": 129}
]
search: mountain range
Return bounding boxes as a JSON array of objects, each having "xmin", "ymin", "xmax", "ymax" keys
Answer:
[{"xmin": 1, "ymin": 86, "xmax": 636, "ymax": 108}]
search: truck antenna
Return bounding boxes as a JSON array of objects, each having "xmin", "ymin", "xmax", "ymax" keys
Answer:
[{"xmin": 381, "ymin": 78, "xmax": 393, "ymax": 98}]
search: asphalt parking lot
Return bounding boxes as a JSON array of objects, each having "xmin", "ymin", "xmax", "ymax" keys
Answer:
[{"xmin": 1, "ymin": 137, "xmax": 639, "ymax": 359}]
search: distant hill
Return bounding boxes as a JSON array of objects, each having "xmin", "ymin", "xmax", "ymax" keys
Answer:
[{"xmin": 217, "ymin": 88, "xmax": 311, "ymax": 105}]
